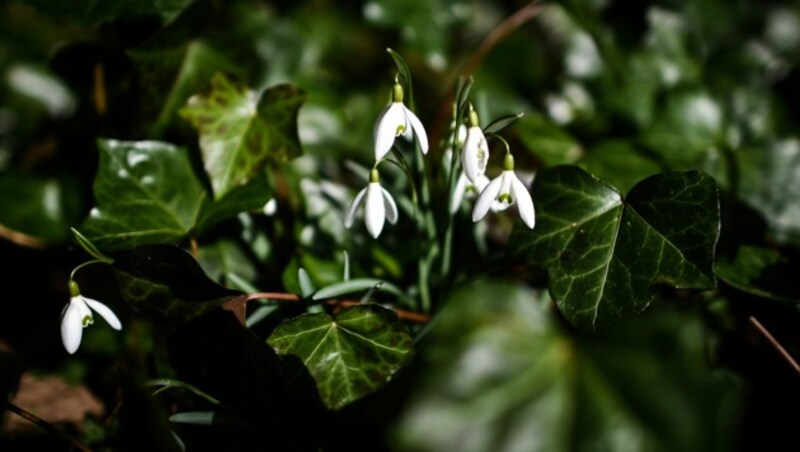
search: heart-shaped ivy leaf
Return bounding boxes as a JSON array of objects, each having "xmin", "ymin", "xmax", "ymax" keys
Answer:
[
  {"xmin": 111, "ymin": 244, "xmax": 240, "ymax": 326},
  {"xmin": 181, "ymin": 74, "xmax": 305, "ymax": 199},
  {"xmin": 267, "ymin": 304, "xmax": 413, "ymax": 410},
  {"xmin": 513, "ymin": 166, "xmax": 719, "ymax": 329},
  {"xmin": 81, "ymin": 139, "xmax": 269, "ymax": 251}
]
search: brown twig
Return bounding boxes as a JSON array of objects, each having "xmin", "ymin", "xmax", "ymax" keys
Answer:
[
  {"xmin": 228, "ymin": 292, "xmax": 431, "ymax": 324},
  {"xmin": 460, "ymin": 1, "xmax": 544, "ymax": 78},
  {"xmin": 749, "ymin": 316, "xmax": 800, "ymax": 375},
  {"xmin": 93, "ymin": 63, "xmax": 107, "ymax": 115},
  {"xmin": 3, "ymin": 401, "xmax": 92, "ymax": 452},
  {"xmin": 0, "ymin": 224, "xmax": 48, "ymax": 249}
]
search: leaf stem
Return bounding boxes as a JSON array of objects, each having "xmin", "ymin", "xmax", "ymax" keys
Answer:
[
  {"xmin": 749, "ymin": 316, "xmax": 800, "ymax": 375},
  {"xmin": 69, "ymin": 259, "xmax": 111, "ymax": 281},
  {"xmin": 3, "ymin": 401, "xmax": 92, "ymax": 452}
]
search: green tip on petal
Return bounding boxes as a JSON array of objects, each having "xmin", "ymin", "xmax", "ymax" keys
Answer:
[
  {"xmin": 392, "ymin": 82, "xmax": 404, "ymax": 103},
  {"xmin": 370, "ymin": 168, "xmax": 380, "ymax": 183},
  {"xmin": 468, "ymin": 107, "xmax": 479, "ymax": 128},
  {"xmin": 503, "ymin": 153, "xmax": 515, "ymax": 171},
  {"xmin": 68, "ymin": 280, "xmax": 81, "ymax": 297}
]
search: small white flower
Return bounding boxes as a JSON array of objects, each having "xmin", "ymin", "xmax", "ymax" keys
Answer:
[
  {"xmin": 344, "ymin": 169, "xmax": 399, "ymax": 238},
  {"xmin": 61, "ymin": 280, "xmax": 122, "ymax": 354},
  {"xmin": 374, "ymin": 81, "xmax": 429, "ymax": 160},
  {"xmin": 472, "ymin": 154, "xmax": 535, "ymax": 229},
  {"xmin": 461, "ymin": 108, "xmax": 489, "ymax": 183},
  {"xmin": 450, "ymin": 171, "xmax": 490, "ymax": 213}
]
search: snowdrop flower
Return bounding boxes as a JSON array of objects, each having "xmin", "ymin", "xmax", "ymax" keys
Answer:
[
  {"xmin": 344, "ymin": 169, "xmax": 398, "ymax": 238},
  {"xmin": 461, "ymin": 107, "xmax": 489, "ymax": 183},
  {"xmin": 61, "ymin": 280, "xmax": 122, "ymax": 354},
  {"xmin": 472, "ymin": 153, "xmax": 535, "ymax": 229},
  {"xmin": 374, "ymin": 81, "xmax": 429, "ymax": 160},
  {"xmin": 450, "ymin": 171, "xmax": 490, "ymax": 213}
]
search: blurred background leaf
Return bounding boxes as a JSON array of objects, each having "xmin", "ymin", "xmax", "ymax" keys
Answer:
[{"xmin": 396, "ymin": 281, "xmax": 741, "ymax": 452}]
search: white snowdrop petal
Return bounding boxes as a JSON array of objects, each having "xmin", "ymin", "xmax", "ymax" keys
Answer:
[
  {"xmin": 83, "ymin": 297, "xmax": 122, "ymax": 330},
  {"xmin": 344, "ymin": 186, "xmax": 368, "ymax": 228},
  {"xmin": 512, "ymin": 175, "xmax": 536, "ymax": 229},
  {"xmin": 374, "ymin": 103, "xmax": 405, "ymax": 160},
  {"xmin": 472, "ymin": 175, "xmax": 503, "ymax": 222},
  {"xmin": 450, "ymin": 172, "xmax": 468, "ymax": 213},
  {"xmin": 404, "ymin": 106, "xmax": 429, "ymax": 153},
  {"xmin": 381, "ymin": 187, "xmax": 399, "ymax": 224},
  {"xmin": 462, "ymin": 127, "xmax": 488, "ymax": 183},
  {"xmin": 364, "ymin": 183, "xmax": 386, "ymax": 238},
  {"xmin": 61, "ymin": 300, "xmax": 83, "ymax": 354}
]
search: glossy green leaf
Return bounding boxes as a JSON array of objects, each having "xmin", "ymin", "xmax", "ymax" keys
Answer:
[
  {"xmin": 578, "ymin": 140, "xmax": 662, "ymax": 194},
  {"xmin": 267, "ymin": 304, "xmax": 413, "ymax": 410},
  {"xmin": 396, "ymin": 282, "xmax": 741, "ymax": 452},
  {"xmin": 181, "ymin": 74, "xmax": 305, "ymax": 199},
  {"xmin": 81, "ymin": 140, "xmax": 205, "ymax": 250},
  {"xmin": 81, "ymin": 140, "xmax": 269, "ymax": 251},
  {"xmin": 642, "ymin": 90, "xmax": 723, "ymax": 168},
  {"xmin": 130, "ymin": 40, "xmax": 239, "ymax": 137},
  {"xmin": 513, "ymin": 166, "xmax": 719, "ymax": 329},
  {"xmin": 111, "ymin": 244, "xmax": 240, "ymax": 325},
  {"xmin": 715, "ymin": 245, "xmax": 800, "ymax": 303},
  {"xmin": 198, "ymin": 239, "xmax": 257, "ymax": 289},
  {"xmin": 0, "ymin": 173, "xmax": 81, "ymax": 244},
  {"xmin": 516, "ymin": 114, "xmax": 583, "ymax": 166}
]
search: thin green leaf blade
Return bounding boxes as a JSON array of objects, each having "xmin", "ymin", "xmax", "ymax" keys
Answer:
[{"xmin": 268, "ymin": 304, "xmax": 413, "ymax": 410}]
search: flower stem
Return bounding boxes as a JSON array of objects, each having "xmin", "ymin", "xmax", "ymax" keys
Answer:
[{"xmin": 69, "ymin": 259, "xmax": 111, "ymax": 281}]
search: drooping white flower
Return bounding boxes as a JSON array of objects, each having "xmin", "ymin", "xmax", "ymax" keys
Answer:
[
  {"xmin": 61, "ymin": 280, "xmax": 122, "ymax": 354},
  {"xmin": 450, "ymin": 171, "xmax": 490, "ymax": 213},
  {"xmin": 344, "ymin": 169, "xmax": 399, "ymax": 238},
  {"xmin": 461, "ymin": 108, "xmax": 489, "ymax": 183},
  {"xmin": 374, "ymin": 81, "xmax": 429, "ymax": 160},
  {"xmin": 472, "ymin": 154, "xmax": 535, "ymax": 229}
]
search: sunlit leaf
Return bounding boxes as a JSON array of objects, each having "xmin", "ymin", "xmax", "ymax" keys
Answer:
[
  {"xmin": 130, "ymin": 40, "xmax": 239, "ymax": 137},
  {"xmin": 268, "ymin": 304, "xmax": 413, "ymax": 410},
  {"xmin": 715, "ymin": 245, "xmax": 800, "ymax": 303},
  {"xmin": 396, "ymin": 282, "xmax": 741, "ymax": 452},
  {"xmin": 181, "ymin": 73, "xmax": 305, "ymax": 199},
  {"xmin": 513, "ymin": 166, "xmax": 719, "ymax": 329},
  {"xmin": 111, "ymin": 245, "xmax": 239, "ymax": 325}
]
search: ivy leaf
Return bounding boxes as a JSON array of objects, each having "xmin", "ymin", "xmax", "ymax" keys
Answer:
[
  {"xmin": 396, "ymin": 282, "xmax": 741, "ymax": 452},
  {"xmin": 111, "ymin": 244, "xmax": 240, "ymax": 325},
  {"xmin": 14, "ymin": 0, "xmax": 193, "ymax": 24},
  {"xmin": 715, "ymin": 245, "xmax": 800, "ymax": 303},
  {"xmin": 130, "ymin": 40, "xmax": 239, "ymax": 137},
  {"xmin": 267, "ymin": 304, "xmax": 413, "ymax": 410},
  {"xmin": 81, "ymin": 140, "xmax": 268, "ymax": 252},
  {"xmin": 513, "ymin": 166, "xmax": 719, "ymax": 329},
  {"xmin": 181, "ymin": 74, "xmax": 305, "ymax": 199}
]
